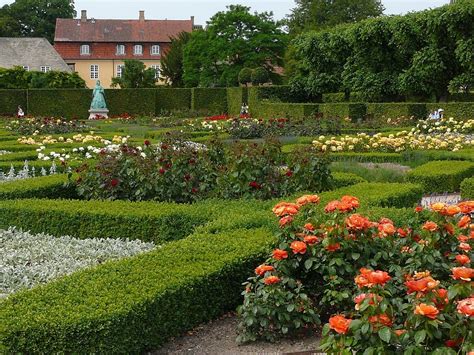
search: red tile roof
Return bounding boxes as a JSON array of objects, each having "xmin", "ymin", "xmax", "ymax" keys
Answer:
[{"xmin": 54, "ymin": 19, "xmax": 193, "ymax": 43}]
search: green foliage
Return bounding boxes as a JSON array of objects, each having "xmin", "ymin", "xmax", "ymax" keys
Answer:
[
  {"xmin": 407, "ymin": 160, "xmax": 474, "ymax": 193},
  {"xmin": 111, "ymin": 60, "xmax": 157, "ymax": 89},
  {"xmin": 320, "ymin": 103, "xmax": 367, "ymax": 121},
  {"xmin": 161, "ymin": 31, "xmax": 191, "ymax": 87},
  {"xmin": 227, "ymin": 87, "xmax": 246, "ymax": 115},
  {"xmin": 0, "ymin": 150, "xmax": 42, "ymax": 162},
  {"xmin": 0, "ymin": 0, "xmax": 75, "ymax": 42},
  {"xmin": 183, "ymin": 5, "xmax": 287, "ymax": 87},
  {"xmin": 105, "ymin": 89, "xmax": 155, "ymax": 116},
  {"xmin": 425, "ymin": 102, "xmax": 474, "ymax": 120},
  {"xmin": 322, "ymin": 92, "xmax": 346, "ymax": 103},
  {"xmin": 251, "ymin": 67, "xmax": 270, "ymax": 86},
  {"xmin": 0, "ymin": 89, "xmax": 26, "ymax": 115},
  {"xmin": 367, "ymin": 103, "xmax": 427, "ymax": 119},
  {"xmin": 288, "ymin": 0, "xmax": 384, "ymax": 33},
  {"xmin": 156, "ymin": 88, "xmax": 192, "ymax": 113},
  {"xmin": 290, "ymin": 2, "xmax": 474, "ymax": 101},
  {"xmin": 256, "ymin": 102, "xmax": 319, "ymax": 119},
  {"xmin": 27, "ymin": 89, "xmax": 91, "ymax": 118},
  {"xmin": 460, "ymin": 177, "xmax": 474, "ymax": 199},
  {"xmin": 0, "ymin": 174, "xmax": 75, "ymax": 200},
  {"xmin": 192, "ymin": 88, "xmax": 228, "ymax": 114},
  {"xmin": 330, "ymin": 152, "xmax": 404, "ymax": 164},
  {"xmin": 0, "ymin": 67, "xmax": 85, "ymax": 89},
  {"xmin": 238, "ymin": 68, "xmax": 253, "ymax": 86},
  {"xmin": 331, "ymin": 172, "xmax": 367, "ymax": 188}
]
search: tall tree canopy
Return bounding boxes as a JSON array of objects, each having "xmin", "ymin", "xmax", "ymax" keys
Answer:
[
  {"xmin": 182, "ymin": 5, "xmax": 287, "ymax": 87},
  {"xmin": 161, "ymin": 32, "xmax": 191, "ymax": 87},
  {"xmin": 0, "ymin": 0, "xmax": 76, "ymax": 42},
  {"xmin": 111, "ymin": 60, "xmax": 157, "ymax": 89},
  {"xmin": 288, "ymin": 0, "xmax": 384, "ymax": 33}
]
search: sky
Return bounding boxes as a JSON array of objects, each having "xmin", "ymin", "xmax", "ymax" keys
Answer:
[{"xmin": 0, "ymin": 0, "xmax": 451, "ymax": 24}]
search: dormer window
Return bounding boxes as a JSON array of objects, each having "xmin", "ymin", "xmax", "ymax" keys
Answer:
[
  {"xmin": 80, "ymin": 44, "xmax": 90, "ymax": 55},
  {"xmin": 116, "ymin": 44, "xmax": 125, "ymax": 55},
  {"xmin": 134, "ymin": 45, "xmax": 143, "ymax": 56},
  {"xmin": 40, "ymin": 66, "xmax": 51, "ymax": 73},
  {"xmin": 151, "ymin": 45, "xmax": 160, "ymax": 55}
]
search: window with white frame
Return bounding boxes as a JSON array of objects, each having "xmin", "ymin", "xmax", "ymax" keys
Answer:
[
  {"xmin": 90, "ymin": 64, "xmax": 99, "ymax": 79},
  {"xmin": 117, "ymin": 64, "xmax": 125, "ymax": 78},
  {"xmin": 134, "ymin": 45, "xmax": 143, "ymax": 55},
  {"xmin": 150, "ymin": 64, "xmax": 160, "ymax": 79},
  {"xmin": 80, "ymin": 44, "xmax": 90, "ymax": 55},
  {"xmin": 22, "ymin": 66, "xmax": 29, "ymax": 71},
  {"xmin": 116, "ymin": 44, "xmax": 125, "ymax": 55},
  {"xmin": 40, "ymin": 66, "xmax": 51, "ymax": 73},
  {"xmin": 150, "ymin": 45, "xmax": 160, "ymax": 55}
]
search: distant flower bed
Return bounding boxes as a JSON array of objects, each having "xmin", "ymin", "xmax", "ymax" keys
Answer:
[
  {"xmin": 417, "ymin": 118, "xmax": 474, "ymax": 135},
  {"xmin": 0, "ymin": 227, "xmax": 155, "ymax": 298},
  {"xmin": 6, "ymin": 117, "xmax": 90, "ymax": 135},
  {"xmin": 18, "ymin": 133, "xmax": 106, "ymax": 145}
]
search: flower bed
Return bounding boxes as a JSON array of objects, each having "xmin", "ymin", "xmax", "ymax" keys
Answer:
[
  {"xmin": 237, "ymin": 195, "xmax": 474, "ymax": 353},
  {"xmin": 1, "ymin": 227, "xmax": 155, "ymax": 298},
  {"xmin": 6, "ymin": 117, "xmax": 90, "ymax": 135}
]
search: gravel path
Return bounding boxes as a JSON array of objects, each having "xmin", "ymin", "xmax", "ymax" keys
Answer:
[
  {"xmin": 359, "ymin": 162, "xmax": 411, "ymax": 173},
  {"xmin": 153, "ymin": 314, "xmax": 321, "ymax": 355}
]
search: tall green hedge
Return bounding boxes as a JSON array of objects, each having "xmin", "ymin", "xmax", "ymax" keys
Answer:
[
  {"xmin": 0, "ymin": 89, "xmax": 26, "ymax": 116},
  {"xmin": 320, "ymin": 103, "xmax": 367, "ymax": 121},
  {"xmin": 156, "ymin": 88, "xmax": 192, "ymax": 113},
  {"xmin": 258, "ymin": 102, "xmax": 319, "ymax": 118},
  {"xmin": 426, "ymin": 103, "xmax": 474, "ymax": 120},
  {"xmin": 322, "ymin": 92, "xmax": 346, "ymax": 103},
  {"xmin": 27, "ymin": 89, "xmax": 91, "ymax": 118},
  {"xmin": 105, "ymin": 89, "xmax": 155, "ymax": 116},
  {"xmin": 460, "ymin": 177, "xmax": 474, "ymax": 199},
  {"xmin": 192, "ymin": 88, "xmax": 228, "ymax": 114},
  {"xmin": 367, "ymin": 103, "xmax": 427, "ymax": 119},
  {"xmin": 227, "ymin": 87, "xmax": 246, "ymax": 115}
]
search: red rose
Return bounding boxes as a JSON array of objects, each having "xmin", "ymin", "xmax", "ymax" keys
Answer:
[
  {"xmin": 144, "ymin": 140, "xmax": 151, "ymax": 146},
  {"xmin": 272, "ymin": 249, "xmax": 288, "ymax": 260},
  {"xmin": 111, "ymin": 178, "xmax": 119, "ymax": 187}
]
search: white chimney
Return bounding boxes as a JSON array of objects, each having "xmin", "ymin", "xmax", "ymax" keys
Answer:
[
  {"xmin": 139, "ymin": 10, "xmax": 145, "ymax": 22},
  {"xmin": 81, "ymin": 10, "xmax": 87, "ymax": 23}
]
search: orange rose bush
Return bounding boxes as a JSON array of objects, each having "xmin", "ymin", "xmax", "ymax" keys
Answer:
[{"xmin": 237, "ymin": 196, "xmax": 474, "ymax": 352}]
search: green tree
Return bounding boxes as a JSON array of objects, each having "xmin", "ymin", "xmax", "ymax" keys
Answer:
[
  {"xmin": 111, "ymin": 60, "xmax": 157, "ymax": 89},
  {"xmin": 238, "ymin": 68, "xmax": 252, "ymax": 86},
  {"xmin": 251, "ymin": 67, "xmax": 270, "ymax": 86},
  {"xmin": 183, "ymin": 5, "xmax": 287, "ymax": 87},
  {"xmin": 288, "ymin": 0, "xmax": 384, "ymax": 33},
  {"xmin": 0, "ymin": 66, "xmax": 85, "ymax": 89},
  {"xmin": 0, "ymin": 0, "xmax": 76, "ymax": 42},
  {"xmin": 161, "ymin": 31, "xmax": 191, "ymax": 87}
]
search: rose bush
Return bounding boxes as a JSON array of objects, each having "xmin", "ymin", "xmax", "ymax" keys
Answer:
[
  {"xmin": 6, "ymin": 117, "xmax": 90, "ymax": 135},
  {"xmin": 237, "ymin": 195, "xmax": 474, "ymax": 353}
]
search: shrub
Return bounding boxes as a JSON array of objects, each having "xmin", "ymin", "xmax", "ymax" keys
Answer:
[
  {"xmin": 238, "ymin": 68, "xmax": 253, "ymax": 86},
  {"xmin": 156, "ymin": 88, "xmax": 192, "ymax": 113},
  {"xmin": 426, "ymin": 102, "xmax": 474, "ymax": 120},
  {"xmin": 367, "ymin": 103, "xmax": 427, "ymax": 119},
  {"xmin": 105, "ymin": 89, "xmax": 155, "ymax": 116},
  {"xmin": 192, "ymin": 88, "xmax": 228, "ymax": 114},
  {"xmin": 332, "ymin": 172, "xmax": 367, "ymax": 188},
  {"xmin": 251, "ymin": 67, "xmax": 270, "ymax": 86},
  {"xmin": 320, "ymin": 103, "xmax": 367, "ymax": 121},
  {"xmin": 0, "ymin": 175, "xmax": 75, "ymax": 200},
  {"xmin": 0, "ymin": 151, "xmax": 42, "ymax": 162},
  {"xmin": 407, "ymin": 160, "xmax": 474, "ymax": 193},
  {"xmin": 0, "ymin": 89, "xmax": 27, "ymax": 116},
  {"xmin": 322, "ymin": 93, "xmax": 346, "ymax": 103},
  {"xmin": 227, "ymin": 87, "xmax": 246, "ymax": 115},
  {"xmin": 27, "ymin": 89, "xmax": 91, "ymax": 118},
  {"xmin": 460, "ymin": 177, "xmax": 474, "ymax": 199}
]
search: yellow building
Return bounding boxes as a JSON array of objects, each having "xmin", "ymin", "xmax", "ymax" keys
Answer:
[{"xmin": 54, "ymin": 10, "xmax": 195, "ymax": 88}]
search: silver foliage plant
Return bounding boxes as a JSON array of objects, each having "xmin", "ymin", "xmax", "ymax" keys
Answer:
[{"xmin": 0, "ymin": 227, "xmax": 155, "ymax": 298}]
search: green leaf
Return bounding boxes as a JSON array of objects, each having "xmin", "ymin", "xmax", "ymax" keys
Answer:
[
  {"xmin": 414, "ymin": 330, "xmax": 426, "ymax": 345},
  {"xmin": 304, "ymin": 258, "xmax": 313, "ymax": 270},
  {"xmin": 378, "ymin": 327, "xmax": 391, "ymax": 343},
  {"xmin": 351, "ymin": 253, "xmax": 360, "ymax": 260},
  {"xmin": 287, "ymin": 304, "xmax": 295, "ymax": 312}
]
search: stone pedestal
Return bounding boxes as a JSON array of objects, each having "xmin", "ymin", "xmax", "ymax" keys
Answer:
[{"xmin": 88, "ymin": 108, "xmax": 109, "ymax": 120}]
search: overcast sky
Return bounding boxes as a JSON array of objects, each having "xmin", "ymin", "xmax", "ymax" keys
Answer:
[{"xmin": 0, "ymin": 0, "xmax": 451, "ymax": 24}]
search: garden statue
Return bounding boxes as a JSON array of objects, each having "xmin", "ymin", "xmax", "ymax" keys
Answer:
[
  {"xmin": 88, "ymin": 80, "xmax": 109, "ymax": 119},
  {"xmin": 17, "ymin": 105, "xmax": 24, "ymax": 118}
]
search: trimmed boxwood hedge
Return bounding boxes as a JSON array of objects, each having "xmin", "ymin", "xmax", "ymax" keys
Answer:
[
  {"xmin": 461, "ymin": 177, "xmax": 474, "ymax": 199},
  {"xmin": 320, "ymin": 103, "xmax": 367, "ymax": 121},
  {"xmin": 0, "ymin": 89, "xmax": 27, "ymax": 116},
  {"xmin": 407, "ymin": 160, "xmax": 474, "ymax": 193},
  {"xmin": 331, "ymin": 172, "xmax": 367, "ymax": 188},
  {"xmin": 0, "ymin": 174, "xmax": 75, "ymax": 200},
  {"xmin": 367, "ymin": 103, "xmax": 427, "ymax": 119},
  {"xmin": 0, "ymin": 181, "xmax": 424, "ymax": 353},
  {"xmin": 192, "ymin": 88, "xmax": 228, "ymax": 114},
  {"xmin": 105, "ymin": 89, "xmax": 155, "ymax": 116},
  {"xmin": 426, "ymin": 103, "xmax": 474, "ymax": 120},
  {"xmin": 227, "ymin": 87, "xmax": 246, "ymax": 115},
  {"xmin": 331, "ymin": 152, "xmax": 404, "ymax": 163},
  {"xmin": 156, "ymin": 88, "xmax": 192, "ymax": 113},
  {"xmin": 322, "ymin": 92, "xmax": 346, "ymax": 103},
  {"xmin": 27, "ymin": 89, "xmax": 91, "ymax": 118},
  {"xmin": 258, "ymin": 102, "xmax": 319, "ymax": 118},
  {"xmin": 0, "ymin": 150, "xmax": 41, "ymax": 162}
]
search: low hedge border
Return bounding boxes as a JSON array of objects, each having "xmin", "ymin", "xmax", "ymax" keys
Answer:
[
  {"xmin": 407, "ymin": 160, "xmax": 474, "ymax": 193},
  {"xmin": 330, "ymin": 152, "xmax": 404, "ymax": 163},
  {"xmin": 0, "ymin": 181, "xmax": 424, "ymax": 353},
  {"xmin": 460, "ymin": 177, "xmax": 474, "ymax": 199},
  {"xmin": 0, "ymin": 150, "xmax": 44, "ymax": 162},
  {"xmin": 331, "ymin": 172, "xmax": 367, "ymax": 188},
  {"xmin": 0, "ymin": 175, "xmax": 76, "ymax": 200}
]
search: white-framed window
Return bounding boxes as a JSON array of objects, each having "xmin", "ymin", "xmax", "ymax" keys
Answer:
[
  {"xmin": 134, "ymin": 44, "xmax": 143, "ymax": 55},
  {"xmin": 80, "ymin": 44, "xmax": 90, "ymax": 55},
  {"xmin": 90, "ymin": 64, "xmax": 99, "ymax": 79},
  {"xmin": 117, "ymin": 64, "xmax": 125, "ymax": 78},
  {"xmin": 150, "ymin": 64, "xmax": 160, "ymax": 79},
  {"xmin": 40, "ymin": 66, "xmax": 51, "ymax": 73},
  {"xmin": 150, "ymin": 45, "xmax": 160, "ymax": 55},
  {"xmin": 22, "ymin": 66, "xmax": 29, "ymax": 71},
  {"xmin": 116, "ymin": 44, "xmax": 125, "ymax": 55}
]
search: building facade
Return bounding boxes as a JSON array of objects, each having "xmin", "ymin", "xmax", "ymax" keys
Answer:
[
  {"xmin": 54, "ymin": 10, "xmax": 194, "ymax": 88},
  {"xmin": 0, "ymin": 38, "xmax": 71, "ymax": 73}
]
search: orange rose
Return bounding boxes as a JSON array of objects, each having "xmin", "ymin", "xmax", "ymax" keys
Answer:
[
  {"xmin": 279, "ymin": 216, "xmax": 293, "ymax": 228},
  {"xmin": 290, "ymin": 241, "xmax": 307, "ymax": 255},
  {"xmin": 452, "ymin": 267, "xmax": 474, "ymax": 281},
  {"xmin": 458, "ymin": 201, "xmax": 474, "ymax": 214},
  {"xmin": 414, "ymin": 303, "xmax": 439, "ymax": 319},
  {"xmin": 354, "ymin": 293, "xmax": 382, "ymax": 310},
  {"xmin": 458, "ymin": 215, "xmax": 471, "ymax": 229},
  {"xmin": 394, "ymin": 329, "xmax": 407, "ymax": 336},
  {"xmin": 378, "ymin": 222, "xmax": 396, "ymax": 237},
  {"xmin": 324, "ymin": 200, "xmax": 340, "ymax": 213},
  {"xmin": 442, "ymin": 205, "xmax": 461, "ymax": 216},
  {"xmin": 272, "ymin": 202, "xmax": 300, "ymax": 217},
  {"xmin": 341, "ymin": 195, "xmax": 360, "ymax": 209},
  {"xmin": 457, "ymin": 297, "xmax": 474, "ymax": 317},
  {"xmin": 397, "ymin": 228, "xmax": 408, "ymax": 237},
  {"xmin": 304, "ymin": 235, "xmax": 318, "ymax": 245},
  {"xmin": 459, "ymin": 242, "xmax": 472, "ymax": 252},
  {"xmin": 415, "ymin": 206, "xmax": 423, "ymax": 212},
  {"xmin": 255, "ymin": 264, "xmax": 274, "ymax": 276},
  {"xmin": 368, "ymin": 314, "xmax": 392, "ymax": 329},
  {"xmin": 431, "ymin": 202, "xmax": 446, "ymax": 213},
  {"xmin": 345, "ymin": 214, "xmax": 372, "ymax": 231},
  {"xmin": 422, "ymin": 221, "xmax": 438, "ymax": 232},
  {"xmin": 328, "ymin": 315, "xmax": 352, "ymax": 334},
  {"xmin": 456, "ymin": 254, "xmax": 470, "ymax": 265},
  {"xmin": 433, "ymin": 288, "xmax": 449, "ymax": 310},
  {"xmin": 304, "ymin": 223, "xmax": 315, "ymax": 231},
  {"xmin": 326, "ymin": 243, "xmax": 341, "ymax": 252},
  {"xmin": 444, "ymin": 223, "xmax": 455, "ymax": 236},
  {"xmin": 264, "ymin": 276, "xmax": 281, "ymax": 285},
  {"xmin": 355, "ymin": 268, "xmax": 391, "ymax": 288},
  {"xmin": 272, "ymin": 249, "xmax": 288, "ymax": 260},
  {"xmin": 458, "ymin": 235, "xmax": 469, "ymax": 243},
  {"xmin": 296, "ymin": 194, "xmax": 320, "ymax": 206}
]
